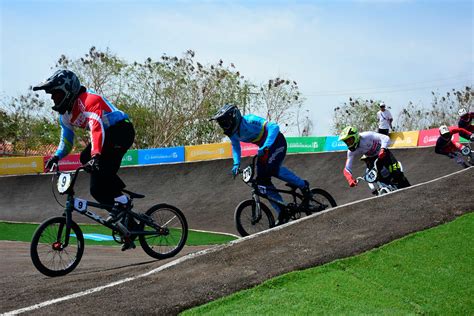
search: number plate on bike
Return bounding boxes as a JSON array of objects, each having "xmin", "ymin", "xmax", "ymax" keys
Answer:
[
  {"xmin": 461, "ymin": 146, "xmax": 471, "ymax": 156},
  {"xmin": 242, "ymin": 166, "xmax": 253, "ymax": 183},
  {"xmin": 74, "ymin": 198, "xmax": 88, "ymax": 212},
  {"xmin": 57, "ymin": 173, "xmax": 72, "ymax": 194},
  {"xmin": 364, "ymin": 169, "xmax": 378, "ymax": 183}
]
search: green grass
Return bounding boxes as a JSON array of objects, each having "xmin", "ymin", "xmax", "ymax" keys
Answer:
[
  {"xmin": 0, "ymin": 221, "xmax": 236, "ymax": 246},
  {"xmin": 182, "ymin": 212, "xmax": 474, "ymax": 315}
]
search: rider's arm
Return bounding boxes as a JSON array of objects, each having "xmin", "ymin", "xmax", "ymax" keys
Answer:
[
  {"xmin": 55, "ymin": 115, "xmax": 75, "ymax": 159},
  {"xmin": 449, "ymin": 127, "xmax": 472, "ymax": 137},
  {"xmin": 379, "ymin": 133, "xmax": 391, "ymax": 149},
  {"xmin": 262, "ymin": 120, "xmax": 280, "ymax": 149},
  {"xmin": 343, "ymin": 151, "xmax": 356, "ymax": 184},
  {"xmin": 84, "ymin": 100, "xmax": 107, "ymax": 157},
  {"xmin": 230, "ymin": 135, "xmax": 241, "ymax": 165}
]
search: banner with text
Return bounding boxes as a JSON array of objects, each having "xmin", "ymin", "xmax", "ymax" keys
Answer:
[
  {"xmin": 121, "ymin": 149, "xmax": 139, "ymax": 166},
  {"xmin": 43, "ymin": 154, "xmax": 81, "ymax": 172},
  {"xmin": 323, "ymin": 136, "xmax": 348, "ymax": 151},
  {"xmin": 138, "ymin": 147, "xmax": 185, "ymax": 165},
  {"xmin": 0, "ymin": 156, "xmax": 44, "ymax": 175},
  {"xmin": 185, "ymin": 143, "xmax": 232, "ymax": 162},
  {"xmin": 418, "ymin": 128, "xmax": 459, "ymax": 146},
  {"xmin": 389, "ymin": 131, "xmax": 419, "ymax": 148},
  {"xmin": 286, "ymin": 137, "xmax": 326, "ymax": 153}
]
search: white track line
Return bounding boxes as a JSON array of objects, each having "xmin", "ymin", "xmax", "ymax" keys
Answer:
[{"xmin": 3, "ymin": 167, "xmax": 471, "ymax": 315}]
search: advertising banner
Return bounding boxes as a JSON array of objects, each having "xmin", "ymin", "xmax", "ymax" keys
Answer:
[
  {"xmin": 417, "ymin": 128, "xmax": 460, "ymax": 146},
  {"xmin": 323, "ymin": 136, "xmax": 348, "ymax": 152},
  {"xmin": 287, "ymin": 137, "xmax": 326, "ymax": 153},
  {"xmin": 240, "ymin": 142, "xmax": 258, "ymax": 157},
  {"xmin": 417, "ymin": 128, "xmax": 440, "ymax": 147},
  {"xmin": 121, "ymin": 149, "xmax": 139, "ymax": 166},
  {"xmin": 0, "ymin": 156, "xmax": 44, "ymax": 175},
  {"xmin": 138, "ymin": 147, "xmax": 185, "ymax": 165},
  {"xmin": 185, "ymin": 143, "xmax": 232, "ymax": 162},
  {"xmin": 43, "ymin": 154, "xmax": 82, "ymax": 172},
  {"xmin": 389, "ymin": 131, "xmax": 419, "ymax": 148}
]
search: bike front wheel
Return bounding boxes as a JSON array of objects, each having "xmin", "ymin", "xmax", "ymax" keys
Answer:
[
  {"xmin": 139, "ymin": 204, "xmax": 188, "ymax": 259},
  {"xmin": 306, "ymin": 188, "xmax": 337, "ymax": 215},
  {"xmin": 234, "ymin": 199, "xmax": 275, "ymax": 237},
  {"xmin": 30, "ymin": 216, "xmax": 84, "ymax": 277}
]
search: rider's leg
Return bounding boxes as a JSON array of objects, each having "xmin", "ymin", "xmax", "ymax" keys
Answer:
[
  {"xmin": 90, "ymin": 120, "xmax": 135, "ymax": 207},
  {"xmin": 276, "ymin": 167, "xmax": 306, "ymax": 188},
  {"xmin": 379, "ymin": 149, "xmax": 410, "ymax": 188}
]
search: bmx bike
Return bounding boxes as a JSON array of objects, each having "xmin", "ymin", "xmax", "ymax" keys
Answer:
[
  {"xmin": 234, "ymin": 155, "xmax": 337, "ymax": 237},
  {"xmin": 30, "ymin": 165, "xmax": 188, "ymax": 277}
]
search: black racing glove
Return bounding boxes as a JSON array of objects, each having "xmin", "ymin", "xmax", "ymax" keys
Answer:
[
  {"xmin": 84, "ymin": 155, "xmax": 100, "ymax": 172},
  {"xmin": 45, "ymin": 155, "xmax": 59, "ymax": 171}
]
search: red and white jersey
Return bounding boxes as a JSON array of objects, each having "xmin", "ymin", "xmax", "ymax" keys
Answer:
[
  {"xmin": 56, "ymin": 90, "xmax": 128, "ymax": 158},
  {"xmin": 344, "ymin": 131, "xmax": 391, "ymax": 175}
]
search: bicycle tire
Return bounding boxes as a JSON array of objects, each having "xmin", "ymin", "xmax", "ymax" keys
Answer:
[
  {"xmin": 30, "ymin": 216, "xmax": 84, "ymax": 277},
  {"xmin": 234, "ymin": 199, "xmax": 275, "ymax": 237},
  {"xmin": 139, "ymin": 204, "xmax": 188, "ymax": 259},
  {"xmin": 305, "ymin": 188, "xmax": 337, "ymax": 215}
]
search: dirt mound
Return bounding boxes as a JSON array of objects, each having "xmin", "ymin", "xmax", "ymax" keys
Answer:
[{"xmin": 0, "ymin": 147, "xmax": 465, "ymax": 235}]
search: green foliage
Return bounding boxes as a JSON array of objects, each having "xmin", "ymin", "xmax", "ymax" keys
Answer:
[
  {"xmin": 332, "ymin": 98, "xmax": 382, "ymax": 134},
  {"xmin": 255, "ymin": 78, "xmax": 305, "ymax": 134},
  {"xmin": 183, "ymin": 213, "xmax": 474, "ymax": 315},
  {"xmin": 2, "ymin": 47, "xmax": 309, "ymax": 155},
  {"xmin": 0, "ymin": 221, "xmax": 237, "ymax": 246},
  {"xmin": 396, "ymin": 86, "xmax": 474, "ymax": 131}
]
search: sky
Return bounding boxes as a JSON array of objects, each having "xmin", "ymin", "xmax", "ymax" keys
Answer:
[{"xmin": 1, "ymin": 0, "xmax": 473, "ymax": 136}]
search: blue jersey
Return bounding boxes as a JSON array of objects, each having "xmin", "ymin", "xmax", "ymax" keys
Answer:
[{"xmin": 229, "ymin": 114, "xmax": 280, "ymax": 165}]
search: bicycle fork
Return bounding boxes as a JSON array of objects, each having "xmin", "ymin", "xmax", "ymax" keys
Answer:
[{"xmin": 251, "ymin": 193, "xmax": 263, "ymax": 224}]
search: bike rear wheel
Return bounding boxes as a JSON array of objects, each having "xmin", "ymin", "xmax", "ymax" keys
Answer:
[
  {"xmin": 30, "ymin": 216, "xmax": 84, "ymax": 277},
  {"xmin": 306, "ymin": 188, "xmax": 337, "ymax": 215},
  {"xmin": 139, "ymin": 204, "xmax": 188, "ymax": 259},
  {"xmin": 234, "ymin": 199, "xmax": 275, "ymax": 237}
]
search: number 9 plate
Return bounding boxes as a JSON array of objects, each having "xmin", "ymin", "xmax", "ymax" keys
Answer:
[{"xmin": 57, "ymin": 173, "xmax": 72, "ymax": 194}]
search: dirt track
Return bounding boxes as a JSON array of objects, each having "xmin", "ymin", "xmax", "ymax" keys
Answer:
[{"xmin": 0, "ymin": 148, "xmax": 472, "ymax": 314}]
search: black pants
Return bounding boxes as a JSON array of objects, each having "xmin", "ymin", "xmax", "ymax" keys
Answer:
[
  {"xmin": 362, "ymin": 149, "xmax": 410, "ymax": 188},
  {"xmin": 80, "ymin": 120, "xmax": 135, "ymax": 206}
]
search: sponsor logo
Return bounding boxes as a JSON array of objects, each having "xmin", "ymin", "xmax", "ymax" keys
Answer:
[
  {"xmin": 144, "ymin": 152, "xmax": 179, "ymax": 160},
  {"xmin": 190, "ymin": 148, "xmax": 225, "ymax": 157},
  {"xmin": 423, "ymin": 135, "xmax": 438, "ymax": 143}
]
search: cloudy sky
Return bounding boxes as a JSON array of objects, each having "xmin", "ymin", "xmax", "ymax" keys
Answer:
[{"xmin": 1, "ymin": 0, "xmax": 472, "ymax": 135}]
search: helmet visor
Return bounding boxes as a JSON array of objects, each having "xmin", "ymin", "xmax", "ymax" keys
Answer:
[
  {"xmin": 343, "ymin": 136, "xmax": 355, "ymax": 147},
  {"xmin": 50, "ymin": 90, "xmax": 65, "ymax": 107},
  {"xmin": 217, "ymin": 118, "xmax": 233, "ymax": 130}
]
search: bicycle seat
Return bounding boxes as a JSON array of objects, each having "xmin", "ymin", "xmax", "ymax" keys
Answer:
[
  {"xmin": 122, "ymin": 189, "xmax": 145, "ymax": 199},
  {"xmin": 285, "ymin": 183, "xmax": 299, "ymax": 190}
]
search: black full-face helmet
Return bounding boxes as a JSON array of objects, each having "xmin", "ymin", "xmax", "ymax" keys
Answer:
[
  {"xmin": 33, "ymin": 70, "xmax": 81, "ymax": 114},
  {"xmin": 210, "ymin": 104, "xmax": 242, "ymax": 136}
]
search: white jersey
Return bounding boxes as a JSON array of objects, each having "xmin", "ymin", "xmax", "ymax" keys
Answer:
[
  {"xmin": 377, "ymin": 109, "xmax": 393, "ymax": 129},
  {"xmin": 344, "ymin": 131, "xmax": 391, "ymax": 174}
]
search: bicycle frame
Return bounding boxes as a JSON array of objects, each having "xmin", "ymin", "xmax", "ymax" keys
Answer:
[
  {"xmin": 55, "ymin": 166, "xmax": 162, "ymax": 248},
  {"xmin": 240, "ymin": 155, "xmax": 305, "ymax": 215}
]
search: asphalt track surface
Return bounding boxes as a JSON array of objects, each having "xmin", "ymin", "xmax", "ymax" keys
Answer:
[{"xmin": 0, "ymin": 147, "xmax": 472, "ymax": 315}]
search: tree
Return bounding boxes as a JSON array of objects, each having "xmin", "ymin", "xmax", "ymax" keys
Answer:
[
  {"xmin": 332, "ymin": 98, "xmax": 383, "ymax": 134},
  {"xmin": 0, "ymin": 91, "xmax": 59, "ymax": 155},
  {"xmin": 253, "ymin": 78, "xmax": 305, "ymax": 134},
  {"xmin": 396, "ymin": 86, "xmax": 473, "ymax": 131}
]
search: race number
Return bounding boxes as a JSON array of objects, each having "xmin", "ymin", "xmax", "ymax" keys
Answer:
[
  {"xmin": 57, "ymin": 173, "xmax": 72, "ymax": 194},
  {"xmin": 365, "ymin": 169, "xmax": 378, "ymax": 183},
  {"xmin": 74, "ymin": 198, "xmax": 88, "ymax": 212},
  {"xmin": 258, "ymin": 185, "xmax": 267, "ymax": 194}
]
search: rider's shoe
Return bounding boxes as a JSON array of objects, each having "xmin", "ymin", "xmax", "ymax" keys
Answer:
[
  {"xmin": 105, "ymin": 201, "xmax": 130, "ymax": 223},
  {"xmin": 121, "ymin": 239, "xmax": 136, "ymax": 251},
  {"xmin": 275, "ymin": 211, "xmax": 289, "ymax": 226}
]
